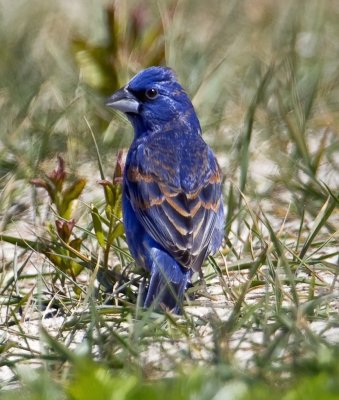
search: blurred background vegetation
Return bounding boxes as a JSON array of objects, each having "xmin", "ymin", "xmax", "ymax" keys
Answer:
[
  {"xmin": 0, "ymin": 0, "xmax": 338, "ymax": 398},
  {"xmin": 0, "ymin": 0, "xmax": 338, "ymax": 195}
]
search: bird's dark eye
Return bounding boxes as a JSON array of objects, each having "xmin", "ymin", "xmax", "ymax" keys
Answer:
[{"xmin": 145, "ymin": 88, "xmax": 158, "ymax": 100}]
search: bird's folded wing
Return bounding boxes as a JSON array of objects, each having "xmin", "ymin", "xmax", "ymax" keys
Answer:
[{"xmin": 125, "ymin": 152, "xmax": 222, "ymax": 270}]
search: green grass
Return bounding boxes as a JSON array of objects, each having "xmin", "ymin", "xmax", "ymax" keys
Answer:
[{"xmin": 0, "ymin": 0, "xmax": 338, "ymax": 398}]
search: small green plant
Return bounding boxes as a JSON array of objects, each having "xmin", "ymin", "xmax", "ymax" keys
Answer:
[
  {"xmin": 30, "ymin": 156, "xmax": 86, "ymax": 221},
  {"xmin": 0, "ymin": 157, "xmax": 87, "ymax": 280}
]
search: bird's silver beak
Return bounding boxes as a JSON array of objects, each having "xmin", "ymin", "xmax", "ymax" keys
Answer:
[{"xmin": 105, "ymin": 87, "xmax": 140, "ymax": 114}]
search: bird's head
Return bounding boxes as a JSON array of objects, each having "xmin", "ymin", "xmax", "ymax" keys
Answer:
[{"xmin": 106, "ymin": 66, "xmax": 200, "ymax": 135}]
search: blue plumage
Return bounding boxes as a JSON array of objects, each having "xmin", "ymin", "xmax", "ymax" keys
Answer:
[{"xmin": 106, "ymin": 66, "xmax": 224, "ymax": 313}]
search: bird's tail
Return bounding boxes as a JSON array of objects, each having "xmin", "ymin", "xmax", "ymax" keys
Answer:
[{"xmin": 144, "ymin": 248, "xmax": 190, "ymax": 314}]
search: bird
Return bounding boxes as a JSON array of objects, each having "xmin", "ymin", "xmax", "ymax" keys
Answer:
[{"xmin": 106, "ymin": 66, "xmax": 224, "ymax": 313}]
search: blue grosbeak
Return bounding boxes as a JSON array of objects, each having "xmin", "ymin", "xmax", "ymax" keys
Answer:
[{"xmin": 106, "ymin": 67, "xmax": 224, "ymax": 313}]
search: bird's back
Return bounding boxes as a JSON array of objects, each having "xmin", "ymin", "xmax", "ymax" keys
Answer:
[{"xmin": 125, "ymin": 129, "xmax": 222, "ymax": 271}]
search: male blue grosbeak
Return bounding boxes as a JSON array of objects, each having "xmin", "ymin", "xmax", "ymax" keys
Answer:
[{"xmin": 106, "ymin": 67, "xmax": 224, "ymax": 313}]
